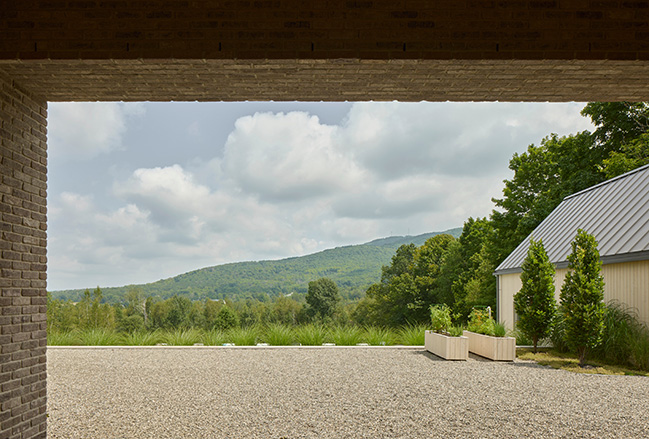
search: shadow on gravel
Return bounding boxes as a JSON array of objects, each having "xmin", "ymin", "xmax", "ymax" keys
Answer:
[
  {"xmin": 413, "ymin": 350, "xmax": 552, "ymax": 368},
  {"xmin": 416, "ymin": 350, "xmax": 497, "ymax": 362},
  {"xmin": 415, "ymin": 350, "xmax": 446, "ymax": 362},
  {"xmin": 467, "ymin": 353, "xmax": 493, "ymax": 362}
]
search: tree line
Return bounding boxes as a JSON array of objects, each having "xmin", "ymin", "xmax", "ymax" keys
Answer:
[{"xmin": 47, "ymin": 278, "xmax": 351, "ymax": 334}]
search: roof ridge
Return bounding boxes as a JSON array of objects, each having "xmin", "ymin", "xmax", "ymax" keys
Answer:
[
  {"xmin": 564, "ymin": 163, "xmax": 649, "ymax": 201},
  {"xmin": 495, "ymin": 161, "xmax": 649, "ymax": 273}
]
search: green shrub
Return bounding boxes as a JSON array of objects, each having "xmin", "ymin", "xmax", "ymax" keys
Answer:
[
  {"xmin": 509, "ymin": 327, "xmax": 533, "ymax": 346},
  {"xmin": 429, "ymin": 304, "xmax": 452, "ymax": 334},
  {"xmin": 549, "ymin": 308, "xmax": 570, "ymax": 353},
  {"xmin": 591, "ymin": 302, "xmax": 649, "ymax": 371},
  {"xmin": 263, "ymin": 323, "xmax": 295, "ymax": 346},
  {"xmin": 226, "ymin": 326, "xmax": 259, "ymax": 345},
  {"xmin": 77, "ymin": 328, "xmax": 121, "ymax": 346},
  {"xmin": 215, "ymin": 306, "xmax": 240, "ymax": 331},
  {"xmin": 467, "ymin": 309, "xmax": 496, "ymax": 336},
  {"xmin": 329, "ymin": 325, "xmax": 363, "ymax": 345},
  {"xmin": 120, "ymin": 330, "xmax": 164, "ymax": 346},
  {"xmin": 162, "ymin": 328, "xmax": 203, "ymax": 346},
  {"xmin": 397, "ymin": 324, "xmax": 426, "ymax": 345},
  {"xmin": 47, "ymin": 330, "xmax": 81, "ymax": 346},
  {"xmin": 493, "ymin": 322, "xmax": 507, "ymax": 338},
  {"xmin": 631, "ymin": 331, "xmax": 649, "ymax": 371},
  {"xmin": 117, "ymin": 314, "xmax": 145, "ymax": 333},
  {"xmin": 448, "ymin": 325, "xmax": 464, "ymax": 338},
  {"xmin": 294, "ymin": 324, "xmax": 327, "ymax": 346},
  {"xmin": 363, "ymin": 326, "xmax": 396, "ymax": 346},
  {"xmin": 306, "ymin": 277, "xmax": 341, "ymax": 321},
  {"xmin": 202, "ymin": 329, "xmax": 227, "ymax": 346}
]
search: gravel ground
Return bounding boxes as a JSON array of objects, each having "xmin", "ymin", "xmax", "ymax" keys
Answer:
[{"xmin": 47, "ymin": 347, "xmax": 649, "ymax": 438}]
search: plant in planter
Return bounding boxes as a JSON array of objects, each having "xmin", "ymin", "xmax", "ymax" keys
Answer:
[
  {"xmin": 464, "ymin": 308, "xmax": 516, "ymax": 361},
  {"xmin": 430, "ymin": 304, "xmax": 453, "ymax": 334},
  {"xmin": 467, "ymin": 308, "xmax": 496, "ymax": 336},
  {"xmin": 425, "ymin": 305, "xmax": 468, "ymax": 360}
]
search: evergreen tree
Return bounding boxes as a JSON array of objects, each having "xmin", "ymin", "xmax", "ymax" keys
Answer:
[
  {"xmin": 514, "ymin": 238, "xmax": 556, "ymax": 353},
  {"xmin": 560, "ymin": 229, "xmax": 606, "ymax": 366}
]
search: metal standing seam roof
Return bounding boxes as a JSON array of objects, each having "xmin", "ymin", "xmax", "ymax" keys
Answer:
[{"xmin": 494, "ymin": 163, "xmax": 649, "ymax": 275}]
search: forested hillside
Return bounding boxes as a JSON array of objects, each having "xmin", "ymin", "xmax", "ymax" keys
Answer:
[{"xmin": 51, "ymin": 228, "xmax": 461, "ymax": 303}]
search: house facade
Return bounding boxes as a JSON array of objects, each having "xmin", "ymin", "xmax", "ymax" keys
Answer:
[{"xmin": 495, "ymin": 164, "xmax": 649, "ymax": 329}]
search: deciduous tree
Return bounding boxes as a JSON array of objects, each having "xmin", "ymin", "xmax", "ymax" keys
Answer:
[
  {"xmin": 306, "ymin": 277, "xmax": 341, "ymax": 321},
  {"xmin": 215, "ymin": 306, "xmax": 239, "ymax": 330},
  {"xmin": 490, "ymin": 132, "xmax": 603, "ymax": 264}
]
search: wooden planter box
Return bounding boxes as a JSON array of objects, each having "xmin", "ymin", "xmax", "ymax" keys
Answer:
[
  {"xmin": 463, "ymin": 331, "xmax": 516, "ymax": 361},
  {"xmin": 425, "ymin": 331, "xmax": 469, "ymax": 360}
]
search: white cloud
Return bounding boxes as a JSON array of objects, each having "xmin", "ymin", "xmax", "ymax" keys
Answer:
[
  {"xmin": 116, "ymin": 165, "xmax": 210, "ymax": 212},
  {"xmin": 221, "ymin": 111, "xmax": 366, "ymax": 202},
  {"xmin": 51, "ymin": 192, "xmax": 93, "ymax": 217},
  {"xmin": 340, "ymin": 102, "xmax": 594, "ymax": 179},
  {"xmin": 48, "ymin": 102, "xmax": 144, "ymax": 160},
  {"xmin": 46, "ymin": 102, "xmax": 596, "ymax": 290}
]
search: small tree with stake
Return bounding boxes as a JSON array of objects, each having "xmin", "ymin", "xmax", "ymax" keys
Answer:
[
  {"xmin": 560, "ymin": 229, "xmax": 606, "ymax": 367},
  {"xmin": 514, "ymin": 238, "xmax": 557, "ymax": 353}
]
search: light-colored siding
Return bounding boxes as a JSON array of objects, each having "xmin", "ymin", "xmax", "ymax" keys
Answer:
[
  {"xmin": 498, "ymin": 271, "xmax": 566, "ymax": 329},
  {"xmin": 498, "ymin": 260, "xmax": 649, "ymax": 329},
  {"xmin": 601, "ymin": 260, "xmax": 649, "ymax": 327},
  {"xmin": 498, "ymin": 273, "xmax": 521, "ymax": 329},
  {"xmin": 553, "ymin": 269, "xmax": 568, "ymax": 303},
  {"xmin": 498, "ymin": 260, "xmax": 649, "ymax": 330}
]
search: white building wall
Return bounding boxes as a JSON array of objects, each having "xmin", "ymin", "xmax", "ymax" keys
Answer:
[{"xmin": 497, "ymin": 260, "xmax": 649, "ymax": 330}]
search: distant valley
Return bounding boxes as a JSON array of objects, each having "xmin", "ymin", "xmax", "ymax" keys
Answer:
[{"xmin": 51, "ymin": 228, "xmax": 461, "ymax": 303}]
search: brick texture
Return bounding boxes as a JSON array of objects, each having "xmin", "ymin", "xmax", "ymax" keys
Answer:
[
  {"xmin": 0, "ymin": 1, "xmax": 649, "ymax": 101},
  {"xmin": 1, "ymin": 1, "xmax": 649, "ymax": 61},
  {"xmin": 3, "ymin": 58, "xmax": 649, "ymax": 102},
  {"xmin": 0, "ymin": 72, "xmax": 47, "ymax": 439}
]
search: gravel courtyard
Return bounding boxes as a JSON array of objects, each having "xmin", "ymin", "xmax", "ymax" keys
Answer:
[{"xmin": 47, "ymin": 347, "xmax": 649, "ymax": 438}]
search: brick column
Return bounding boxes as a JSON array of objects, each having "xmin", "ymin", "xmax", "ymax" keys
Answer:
[{"xmin": 0, "ymin": 72, "xmax": 47, "ymax": 439}]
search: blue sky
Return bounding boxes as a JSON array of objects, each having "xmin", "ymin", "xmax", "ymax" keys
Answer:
[{"xmin": 47, "ymin": 101, "xmax": 595, "ymax": 290}]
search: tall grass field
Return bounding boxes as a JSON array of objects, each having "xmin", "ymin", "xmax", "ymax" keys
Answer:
[{"xmin": 47, "ymin": 324, "xmax": 427, "ymax": 347}]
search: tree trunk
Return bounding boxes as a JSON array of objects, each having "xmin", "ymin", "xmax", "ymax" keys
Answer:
[{"xmin": 578, "ymin": 346, "xmax": 588, "ymax": 367}]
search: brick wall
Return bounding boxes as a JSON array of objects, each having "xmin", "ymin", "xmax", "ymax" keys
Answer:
[
  {"xmin": 0, "ymin": 72, "xmax": 47, "ymax": 439},
  {"xmin": 1, "ymin": 1, "xmax": 649, "ymax": 61}
]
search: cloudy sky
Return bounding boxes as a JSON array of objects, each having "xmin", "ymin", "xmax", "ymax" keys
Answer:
[{"xmin": 47, "ymin": 101, "xmax": 595, "ymax": 291}]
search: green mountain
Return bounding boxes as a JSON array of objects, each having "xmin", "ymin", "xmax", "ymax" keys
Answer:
[{"xmin": 52, "ymin": 228, "xmax": 461, "ymax": 303}]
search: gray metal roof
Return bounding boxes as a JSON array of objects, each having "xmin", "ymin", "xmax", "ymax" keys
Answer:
[{"xmin": 495, "ymin": 163, "xmax": 649, "ymax": 274}]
